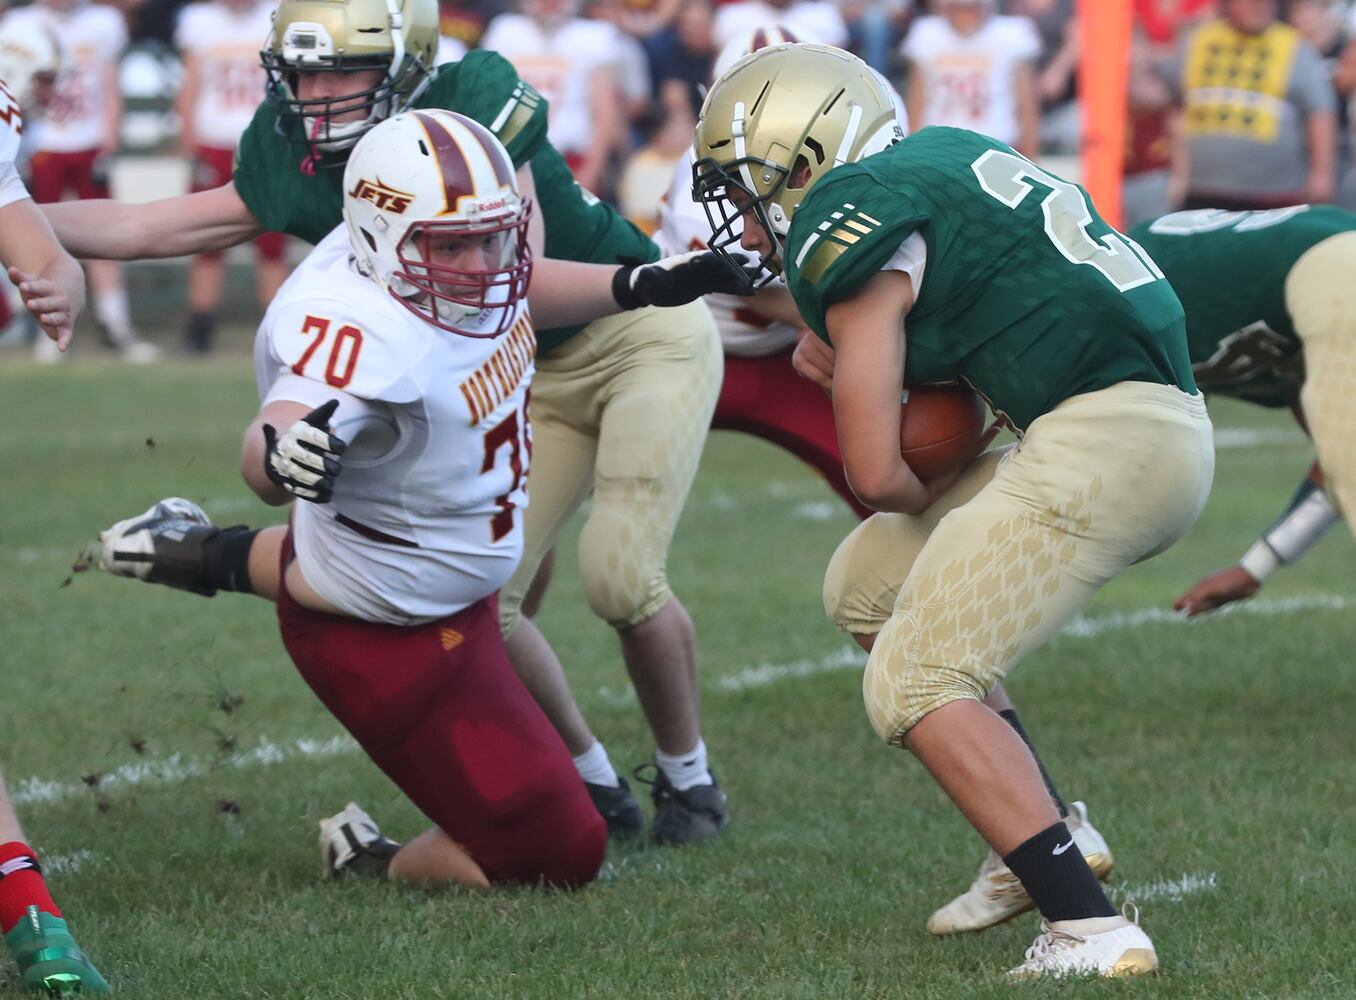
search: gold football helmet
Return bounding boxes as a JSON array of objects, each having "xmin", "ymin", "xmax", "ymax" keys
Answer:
[
  {"xmin": 262, "ymin": 0, "xmax": 439, "ymax": 152},
  {"xmin": 693, "ymin": 43, "xmax": 901, "ymax": 284}
]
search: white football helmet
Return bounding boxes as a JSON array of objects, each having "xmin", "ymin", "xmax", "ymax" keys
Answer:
[
  {"xmin": 0, "ymin": 18, "xmax": 60, "ymax": 114},
  {"xmin": 342, "ymin": 109, "xmax": 533, "ymax": 338},
  {"xmin": 711, "ymin": 23, "xmax": 818, "ymax": 82}
]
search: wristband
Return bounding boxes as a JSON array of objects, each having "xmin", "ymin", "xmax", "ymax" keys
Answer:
[
  {"xmin": 1239, "ymin": 541, "xmax": 1280, "ymax": 584},
  {"xmin": 611, "ymin": 265, "xmax": 642, "ymax": 311}
]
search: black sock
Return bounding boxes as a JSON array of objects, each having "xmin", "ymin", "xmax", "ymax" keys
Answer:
[
  {"xmin": 1003, "ymin": 821, "xmax": 1116, "ymax": 922},
  {"xmin": 186, "ymin": 311, "xmax": 216, "ymax": 353},
  {"xmin": 999, "ymin": 709, "xmax": 1068, "ymax": 817},
  {"xmin": 201, "ymin": 527, "xmax": 258, "ymax": 594}
]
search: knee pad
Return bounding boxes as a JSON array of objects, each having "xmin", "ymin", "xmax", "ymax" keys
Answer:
[
  {"xmin": 577, "ymin": 529, "xmax": 672, "ymax": 628},
  {"xmin": 862, "ymin": 614, "xmax": 991, "ymax": 747}
]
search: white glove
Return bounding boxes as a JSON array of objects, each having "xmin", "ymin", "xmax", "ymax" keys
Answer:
[{"xmin": 262, "ymin": 399, "xmax": 347, "ymax": 504}]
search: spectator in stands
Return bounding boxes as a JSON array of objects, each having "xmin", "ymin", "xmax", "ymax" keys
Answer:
[
  {"xmin": 438, "ymin": 0, "xmax": 509, "ymax": 48},
  {"xmin": 902, "ymin": 0, "xmax": 1040, "ymax": 156},
  {"xmin": 4, "ymin": 0, "xmax": 158, "ymax": 362},
  {"xmin": 175, "ymin": 0, "xmax": 287, "ymax": 353},
  {"xmin": 1170, "ymin": 0, "xmax": 1337, "ymax": 209},
  {"xmin": 1125, "ymin": 23, "xmax": 1182, "ymax": 225},
  {"xmin": 1006, "ymin": 0, "xmax": 1077, "ymax": 151},
  {"xmin": 645, "ymin": 0, "xmax": 715, "ymax": 132},
  {"xmin": 712, "ymin": 0, "xmax": 848, "ymax": 50},
  {"xmin": 480, "ymin": 0, "xmax": 626, "ymax": 196}
]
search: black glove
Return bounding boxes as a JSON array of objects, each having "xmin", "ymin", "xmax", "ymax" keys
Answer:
[
  {"xmin": 611, "ymin": 250, "xmax": 764, "ymax": 310},
  {"xmin": 262, "ymin": 399, "xmax": 347, "ymax": 504}
]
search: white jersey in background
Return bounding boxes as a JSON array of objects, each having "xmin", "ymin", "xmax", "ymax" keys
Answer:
[
  {"xmin": 3, "ymin": 2, "xmax": 125, "ymax": 152},
  {"xmin": 658, "ymin": 72, "xmax": 907, "ymax": 357},
  {"xmin": 901, "ymin": 14, "xmax": 1039, "ymax": 147},
  {"xmin": 254, "ymin": 226, "xmax": 536, "ymax": 626},
  {"xmin": 0, "ymin": 80, "xmax": 28, "ymax": 207},
  {"xmin": 713, "ymin": 1, "xmax": 849, "ymax": 50},
  {"xmin": 175, "ymin": 0, "xmax": 273, "ymax": 148},
  {"xmin": 478, "ymin": 14, "xmax": 615, "ymax": 157}
]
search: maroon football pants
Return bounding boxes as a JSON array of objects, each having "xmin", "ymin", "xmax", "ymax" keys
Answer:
[
  {"xmin": 713, "ymin": 349, "xmax": 872, "ymax": 520},
  {"xmin": 275, "ymin": 533, "xmax": 605, "ymax": 888}
]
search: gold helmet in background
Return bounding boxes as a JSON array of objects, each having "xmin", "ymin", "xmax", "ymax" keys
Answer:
[
  {"xmin": 262, "ymin": 0, "xmax": 439, "ymax": 153},
  {"xmin": 693, "ymin": 43, "xmax": 901, "ymax": 284}
]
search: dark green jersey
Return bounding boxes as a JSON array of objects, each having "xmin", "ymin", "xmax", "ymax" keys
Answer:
[
  {"xmin": 784, "ymin": 127, "xmax": 1194, "ymax": 430},
  {"xmin": 1129, "ymin": 205, "xmax": 1356, "ymax": 408},
  {"xmin": 232, "ymin": 50, "xmax": 657, "ymax": 353}
]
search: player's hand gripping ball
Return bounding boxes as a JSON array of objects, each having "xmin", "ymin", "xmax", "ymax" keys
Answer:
[{"xmin": 900, "ymin": 385, "xmax": 988, "ymax": 481}]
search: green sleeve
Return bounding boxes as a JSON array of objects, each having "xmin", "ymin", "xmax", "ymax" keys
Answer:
[
  {"xmin": 231, "ymin": 102, "xmax": 294, "ymax": 235},
  {"xmin": 418, "ymin": 51, "xmax": 549, "ymax": 169},
  {"xmin": 786, "ymin": 171, "xmax": 928, "ymax": 342}
]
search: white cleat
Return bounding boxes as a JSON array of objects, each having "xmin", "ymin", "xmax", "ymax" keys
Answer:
[
  {"xmin": 319, "ymin": 801, "xmax": 402, "ymax": 879},
  {"xmin": 97, "ymin": 497, "xmax": 213, "ymax": 582},
  {"xmin": 927, "ymin": 801, "xmax": 1114, "ymax": 936},
  {"xmin": 1008, "ymin": 904, "xmax": 1159, "ymax": 979}
]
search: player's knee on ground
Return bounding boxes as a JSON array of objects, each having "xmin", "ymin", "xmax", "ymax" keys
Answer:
[{"xmin": 474, "ymin": 791, "xmax": 608, "ymax": 889}]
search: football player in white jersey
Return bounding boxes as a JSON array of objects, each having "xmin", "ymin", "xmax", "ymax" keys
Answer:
[
  {"xmin": 901, "ymin": 0, "xmax": 1041, "ymax": 156},
  {"xmin": 96, "ymin": 110, "xmax": 611, "ymax": 889},
  {"xmin": 0, "ymin": 54, "xmax": 111, "ymax": 998},
  {"xmin": 3, "ymin": 0, "xmax": 158, "ymax": 361},
  {"xmin": 479, "ymin": 0, "xmax": 625, "ymax": 195},
  {"xmin": 174, "ymin": 0, "xmax": 285, "ymax": 353}
]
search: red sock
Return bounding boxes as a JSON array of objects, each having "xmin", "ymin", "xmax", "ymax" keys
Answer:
[{"xmin": 0, "ymin": 842, "xmax": 61, "ymax": 934}]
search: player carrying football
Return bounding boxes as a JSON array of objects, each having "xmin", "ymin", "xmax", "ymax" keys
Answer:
[
  {"xmin": 693, "ymin": 43, "xmax": 1214, "ymax": 977},
  {"xmin": 0, "ymin": 42, "xmax": 109, "ymax": 996},
  {"xmin": 101, "ymin": 109, "xmax": 613, "ymax": 889},
  {"xmin": 47, "ymin": 0, "xmax": 752, "ymax": 845}
]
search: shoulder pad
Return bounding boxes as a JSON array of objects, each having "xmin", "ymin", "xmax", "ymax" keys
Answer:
[{"xmin": 264, "ymin": 294, "xmax": 430, "ymax": 404}]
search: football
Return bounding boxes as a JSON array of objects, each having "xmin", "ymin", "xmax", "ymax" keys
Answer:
[{"xmin": 900, "ymin": 385, "xmax": 989, "ymax": 481}]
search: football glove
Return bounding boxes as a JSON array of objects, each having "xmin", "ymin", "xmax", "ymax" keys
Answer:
[
  {"xmin": 262, "ymin": 399, "xmax": 347, "ymax": 504},
  {"xmin": 611, "ymin": 250, "xmax": 763, "ymax": 310}
]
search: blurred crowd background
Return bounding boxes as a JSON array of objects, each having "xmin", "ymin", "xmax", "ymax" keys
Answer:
[{"xmin": 1, "ymin": 0, "xmax": 1354, "ymax": 358}]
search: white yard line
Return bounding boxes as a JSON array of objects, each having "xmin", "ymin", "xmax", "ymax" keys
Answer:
[
  {"xmin": 1110, "ymin": 872, "xmax": 1219, "ymax": 904},
  {"xmin": 42, "ymin": 850, "xmax": 99, "ymax": 875},
  {"xmin": 14, "ymin": 596, "xmax": 1346, "ymax": 807},
  {"xmin": 708, "ymin": 593, "xmax": 1351, "ymax": 693},
  {"xmin": 1213, "ymin": 427, "xmax": 1306, "ymax": 449},
  {"xmin": 12, "ymin": 735, "xmax": 357, "ymax": 808}
]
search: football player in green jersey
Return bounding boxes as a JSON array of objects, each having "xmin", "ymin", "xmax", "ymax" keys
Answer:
[
  {"xmin": 46, "ymin": 0, "xmax": 748, "ymax": 845},
  {"xmin": 1128, "ymin": 206, "xmax": 1356, "ymax": 616},
  {"xmin": 695, "ymin": 43, "xmax": 1215, "ymax": 977}
]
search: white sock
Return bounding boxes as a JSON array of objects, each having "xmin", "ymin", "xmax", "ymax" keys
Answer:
[
  {"xmin": 572, "ymin": 740, "xmax": 619, "ymax": 787},
  {"xmin": 656, "ymin": 738, "xmax": 712, "ymax": 791},
  {"xmin": 95, "ymin": 289, "xmax": 132, "ymax": 338}
]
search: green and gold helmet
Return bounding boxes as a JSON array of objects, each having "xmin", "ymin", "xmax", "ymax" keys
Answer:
[
  {"xmin": 693, "ymin": 43, "xmax": 901, "ymax": 285},
  {"xmin": 262, "ymin": 0, "xmax": 439, "ymax": 155}
]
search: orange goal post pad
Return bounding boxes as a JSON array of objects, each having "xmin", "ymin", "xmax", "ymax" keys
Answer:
[{"xmin": 1078, "ymin": 0, "xmax": 1133, "ymax": 230}]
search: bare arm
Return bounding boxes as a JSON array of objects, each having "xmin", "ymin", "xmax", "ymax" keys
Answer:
[
  {"xmin": 905, "ymin": 62, "xmax": 926, "ymax": 131},
  {"xmin": 42, "ymin": 181, "xmax": 265, "ymax": 260},
  {"xmin": 241, "ymin": 399, "xmax": 312, "ymax": 506},
  {"xmin": 1306, "ymin": 110, "xmax": 1337, "ymax": 204},
  {"xmin": 0, "ymin": 198, "xmax": 86, "ymax": 350},
  {"xmin": 175, "ymin": 52, "xmax": 202, "ymax": 156},
  {"xmin": 1013, "ymin": 61, "xmax": 1041, "ymax": 159},
  {"xmin": 828, "ymin": 269, "xmax": 934, "ymax": 514},
  {"xmin": 101, "ymin": 60, "xmax": 121, "ymax": 154},
  {"xmin": 740, "ymin": 283, "xmax": 804, "ymax": 326}
]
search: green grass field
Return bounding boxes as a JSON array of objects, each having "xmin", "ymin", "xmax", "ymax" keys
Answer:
[{"xmin": 2, "ymin": 360, "xmax": 1354, "ymax": 999}]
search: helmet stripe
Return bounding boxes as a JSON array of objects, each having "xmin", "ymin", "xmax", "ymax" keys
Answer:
[
  {"xmin": 462, "ymin": 117, "xmax": 515, "ymax": 189},
  {"xmin": 412, "ymin": 111, "xmax": 475, "ymax": 215}
]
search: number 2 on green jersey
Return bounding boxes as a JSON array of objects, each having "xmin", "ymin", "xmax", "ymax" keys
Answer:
[{"xmin": 971, "ymin": 150, "xmax": 1164, "ymax": 293}]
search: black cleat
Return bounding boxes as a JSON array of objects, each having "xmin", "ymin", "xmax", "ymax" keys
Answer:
[
  {"xmin": 635, "ymin": 765, "xmax": 730, "ymax": 846},
  {"xmin": 585, "ymin": 777, "xmax": 645, "ymax": 841}
]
